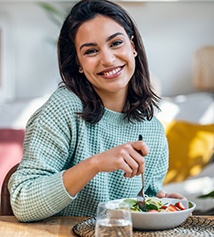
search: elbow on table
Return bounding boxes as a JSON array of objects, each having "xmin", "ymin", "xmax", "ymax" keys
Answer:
[
  {"xmin": 11, "ymin": 203, "xmax": 42, "ymax": 223},
  {"xmin": 10, "ymin": 196, "xmax": 52, "ymax": 223}
]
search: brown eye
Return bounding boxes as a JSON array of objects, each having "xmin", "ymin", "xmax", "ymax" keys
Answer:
[
  {"xmin": 85, "ymin": 48, "xmax": 98, "ymax": 55},
  {"xmin": 111, "ymin": 40, "xmax": 123, "ymax": 47}
]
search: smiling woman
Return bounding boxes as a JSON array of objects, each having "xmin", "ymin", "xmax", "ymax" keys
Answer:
[{"xmin": 8, "ymin": 0, "xmax": 184, "ymax": 223}]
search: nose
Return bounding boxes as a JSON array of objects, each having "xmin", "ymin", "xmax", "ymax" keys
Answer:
[{"xmin": 100, "ymin": 49, "xmax": 115, "ymax": 66}]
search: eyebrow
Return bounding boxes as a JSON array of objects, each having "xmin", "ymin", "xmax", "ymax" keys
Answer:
[{"xmin": 79, "ymin": 32, "xmax": 124, "ymax": 51}]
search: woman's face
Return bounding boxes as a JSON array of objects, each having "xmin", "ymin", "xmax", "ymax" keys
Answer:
[{"xmin": 75, "ymin": 15, "xmax": 137, "ymax": 102}]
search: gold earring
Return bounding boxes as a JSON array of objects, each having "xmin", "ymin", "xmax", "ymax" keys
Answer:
[{"xmin": 79, "ymin": 67, "xmax": 84, "ymax": 73}]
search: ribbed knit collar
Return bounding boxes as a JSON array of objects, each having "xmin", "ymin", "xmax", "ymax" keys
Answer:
[{"xmin": 102, "ymin": 108, "xmax": 131, "ymax": 125}]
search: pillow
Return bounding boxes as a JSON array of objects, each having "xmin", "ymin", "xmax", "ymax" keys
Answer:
[{"xmin": 161, "ymin": 120, "xmax": 214, "ymax": 184}]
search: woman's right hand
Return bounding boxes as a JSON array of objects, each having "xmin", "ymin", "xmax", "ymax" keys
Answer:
[
  {"xmin": 63, "ymin": 140, "xmax": 149, "ymax": 196},
  {"xmin": 93, "ymin": 140, "xmax": 149, "ymax": 178}
]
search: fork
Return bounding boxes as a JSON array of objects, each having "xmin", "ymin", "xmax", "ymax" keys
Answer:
[
  {"xmin": 136, "ymin": 135, "xmax": 146, "ymax": 211},
  {"xmin": 137, "ymin": 172, "xmax": 146, "ymax": 211}
]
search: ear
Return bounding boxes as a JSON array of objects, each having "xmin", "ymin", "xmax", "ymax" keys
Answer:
[{"xmin": 131, "ymin": 36, "xmax": 138, "ymax": 57}]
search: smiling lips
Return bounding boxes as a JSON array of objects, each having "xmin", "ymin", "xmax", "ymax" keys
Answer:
[{"xmin": 98, "ymin": 65, "xmax": 124, "ymax": 78}]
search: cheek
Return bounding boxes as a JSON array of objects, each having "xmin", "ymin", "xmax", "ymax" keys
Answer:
[
  {"xmin": 127, "ymin": 56, "xmax": 136, "ymax": 77},
  {"xmin": 126, "ymin": 51, "xmax": 136, "ymax": 70},
  {"xmin": 130, "ymin": 60, "xmax": 136, "ymax": 76},
  {"xmin": 119, "ymin": 46, "xmax": 135, "ymax": 61},
  {"xmin": 81, "ymin": 58, "xmax": 97, "ymax": 71},
  {"xmin": 118, "ymin": 49, "xmax": 136, "ymax": 71}
]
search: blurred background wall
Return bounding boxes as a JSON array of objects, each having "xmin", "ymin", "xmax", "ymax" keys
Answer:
[{"xmin": 0, "ymin": 1, "xmax": 213, "ymax": 102}]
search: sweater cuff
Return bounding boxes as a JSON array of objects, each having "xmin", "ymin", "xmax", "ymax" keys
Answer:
[{"xmin": 42, "ymin": 171, "xmax": 77, "ymax": 214}]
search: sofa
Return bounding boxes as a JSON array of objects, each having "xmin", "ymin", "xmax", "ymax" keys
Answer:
[{"xmin": 157, "ymin": 92, "xmax": 214, "ymax": 215}]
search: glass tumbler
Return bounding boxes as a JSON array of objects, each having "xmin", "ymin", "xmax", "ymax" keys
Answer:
[{"xmin": 95, "ymin": 200, "xmax": 133, "ymax": 237}]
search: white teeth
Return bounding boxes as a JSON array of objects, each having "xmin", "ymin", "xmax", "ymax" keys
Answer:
[{"xmin": 103, "ymin": 67, "xmax": 121, "ymax": 76}]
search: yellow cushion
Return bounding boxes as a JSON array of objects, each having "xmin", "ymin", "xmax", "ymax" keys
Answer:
[{"xmin": 161, "ymin": 120, "xmax": 214, "ymax": 184}]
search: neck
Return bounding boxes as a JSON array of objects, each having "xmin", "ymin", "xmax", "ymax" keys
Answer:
[
  {"xmin": 104, "ymin": 100, "xmax": 124, "ymax": 112},
  {"xmin": 100, "ymin": 92, "xmax": 127, "ymax": 112}
]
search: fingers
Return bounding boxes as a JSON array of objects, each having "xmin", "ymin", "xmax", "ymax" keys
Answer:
[
  {"xmin": 157, "ymin": 190, "xmax": 166, "ymax": 198},
  {"xmin": 121, "ymin": 141, "xmax": 147, "ymax": 178},
  {"xmin": 157, "ymin": 190, "xmax": 187, "ymax": 200},
  {"xmin": 132, "ymin": 140, "xmax": 150, "ymax": 156},
  {"xmin": 165, "ymin": 193, "xmax": 187, "ymax": 200},
  {"xmin": 123, "ymin": 153, "xmax": 145, "ymax": 178},
  {"xmin": 96, "ymin": 140, "xmax": 149, "ymax": 178}
]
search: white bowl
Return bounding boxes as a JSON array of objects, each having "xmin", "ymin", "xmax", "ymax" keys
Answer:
[{"xmin": 109, "ymin": 198, "xmax": 196, "ymax": 230}]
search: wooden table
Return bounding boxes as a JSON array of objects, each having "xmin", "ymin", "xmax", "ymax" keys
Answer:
[
  {"xmin": 0, "ymin": 216, "xmax": 85, "ymax": 237},
  {"xmin": 0, "ymin": 215, "xmax": 213, "ymax": 237}
]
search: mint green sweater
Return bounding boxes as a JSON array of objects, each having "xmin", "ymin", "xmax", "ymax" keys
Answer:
[{"xmin": 9, "ymin": 86, "xmax": 168, "ymax": 222}]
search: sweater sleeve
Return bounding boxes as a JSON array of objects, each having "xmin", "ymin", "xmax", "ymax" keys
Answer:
[{"xmin": 8, "ymin": 90, "xmax": 78, "ymax": 222}]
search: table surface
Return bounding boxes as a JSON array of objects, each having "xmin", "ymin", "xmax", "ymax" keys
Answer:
[{"xmin": 0, "ymin": 215, "xmax": 213, "ymax": 237}]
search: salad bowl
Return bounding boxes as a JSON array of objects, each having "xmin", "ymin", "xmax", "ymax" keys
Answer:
[{"xmin": 108, "ymin": 197, "xmax": 196, "ymax": 230}]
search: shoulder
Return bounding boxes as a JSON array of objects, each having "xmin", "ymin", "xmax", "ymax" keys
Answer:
[
  {"xmin": 143, "ymin": 117, "xmax": 167, "ymax": 146},
  {"xmin": 42, "ymin": 86, "xmax": 82, "ymax": 113},
  {"xmin": 50, "ymin": 86, "xmax": 82, "ymax": 109},
  {"xmin": 27, "ymin": 86, "xmax": 83, "ymax": 127},
  {"xmin": 146, "ymin": 117, "xmax": 165, "ymax": 133}
]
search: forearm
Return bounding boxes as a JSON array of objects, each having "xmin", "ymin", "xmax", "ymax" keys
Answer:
[{"xmin": 63, "ymin": 155, "xmax": 100, "ymax": 196}]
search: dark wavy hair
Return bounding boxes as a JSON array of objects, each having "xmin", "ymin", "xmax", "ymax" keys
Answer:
[{"xmin": 58, "ymin": 0, "xmax": 160, "ymax": 124}]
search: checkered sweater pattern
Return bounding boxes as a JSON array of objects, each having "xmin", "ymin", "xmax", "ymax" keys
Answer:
[{"xmin": 8, "ymin": 86, "xmax": 168, "ymax": 222}]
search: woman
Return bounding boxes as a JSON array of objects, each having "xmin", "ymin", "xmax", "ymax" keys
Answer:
[{"xmin": 9, "ymin": 0, "xmax": 183, "ymax": 222}]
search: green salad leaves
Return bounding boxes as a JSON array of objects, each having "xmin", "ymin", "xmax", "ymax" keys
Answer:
[{"xmin": 122, "ymin": 197, "xmax": 164, "ymax": 212}]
